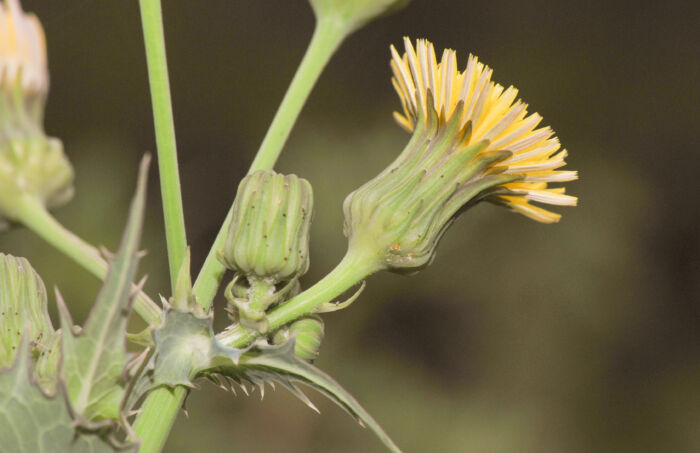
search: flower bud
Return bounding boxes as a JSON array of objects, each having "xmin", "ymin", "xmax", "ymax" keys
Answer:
[
  {"xmin": 309, "ymin": 0, "xmax": 410, "ymax": 36},
  {"xmin": 222, "ymin": 170, "xmax": 312, "ymax": 283},
  {"xmin": 343, "ymin": 38, "xmax": 577, "ymax": 273},
  {"xmin": 221, "ymin": 171, "xmax": 313, "ymax": 331},
  {"xmin": 0, "ymin": 253, "xmax": 55, "ymax": 368},
  {"xmin": 0, "ymin": 0, "xmax": 74, "ymax": 229},
  {"xmin": 272, "ymin": 315, "xmax": 324, "ymax": 362}
]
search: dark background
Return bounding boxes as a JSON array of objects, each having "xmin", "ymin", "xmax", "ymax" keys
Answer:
[{"xmin": 3, "ymin": 1, "xmax": 699, "ymax": 451}]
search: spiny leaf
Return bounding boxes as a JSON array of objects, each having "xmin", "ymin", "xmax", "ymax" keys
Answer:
[
  {"xmin": 148, "ymin": 301, "xmax": 401, "ymax": 452},
  {"xmin": 59, "ymin": 157, "xmax": 149, "ymax": 423},
  {"xmin": 151, "ymin": 308, "xmax": 217, "ymax": 388},
  {"xmin": 0, "ymin": 335, "xmax": 136, "ymax": 453},
  {"xmin": 150, "ymin": 252, "xmax": 243, "ymax": 389},
  {"xmin": 210, "ymin": 341, "xmax": 403, "ymax": 453}
]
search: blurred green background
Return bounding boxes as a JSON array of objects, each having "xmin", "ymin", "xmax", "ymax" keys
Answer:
[{"xmin": 4, "ymin": 0, "xmax": 699, "ymax": 451}]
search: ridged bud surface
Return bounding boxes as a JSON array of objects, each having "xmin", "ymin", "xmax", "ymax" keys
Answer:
[
  {"xmin": 0, "ymin": 253, "xmax": 56, "ymax": 368},
  {"xmin": 221, "ymin": 171, "xmax": 313, "ymax": 332},
  {"xmin": 343, "ymin": 101, "xmax": 513, "ymax": 273},
  {"xmin": 222, "ymin": 170, "xmax": 312, "ymax": 284},
  {"xmin": 273, "ymin": 315, "xmax": 325, "ymax": 361},
  {"xmin": 0, "ymin": 135, "xmax": 74, "ymax": 227}
]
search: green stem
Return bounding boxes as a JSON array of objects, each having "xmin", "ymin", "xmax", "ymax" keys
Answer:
[
  {"xmin": 249, "ymin": 18, "xmax": 345, "ymax": 170},
  {"xmin": 12, "ymin": 196, "xmax": 161, "ymax": 324},
  {"xmin": 191, "ymin": 18, "xmax": 346, "ymax": 311},
  {"xmin": 217, "ymin": 250, "xmax": 379, "ymax": 348},
  {"xmin": 140, "ymin": 0, "xmax": 187, "ymax": 293},
  {"xmin": 132, "ymin": 387, "xmax": 187, "ymax": 453},
  {"xmin": 133, "ymin": 15, "xmax": 347, "ymax": 453}
]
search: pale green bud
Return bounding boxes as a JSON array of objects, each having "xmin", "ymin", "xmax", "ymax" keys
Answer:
[
  {"xmin": 222, "ymin": 170, "xmax": 312, "ymax": 284},
  {"xmin": 221, "ymin": 171, "xmax": 313, "ymax": 332},
  {"xmin": 0, "ymin": 135, "xmax": 74, "ymax": 227},
  {"xmin": 0, "ymin": 253, "xmax": 56, "ymax": 368},
  {"xmin": 0, "ymin": 1, "xmax": 74, "ymax": 229},
  {"xmin": 272, "ymin": 315, "xmax": 324, "ymax": 361},
  {"xmin": 309, "ymin": 0, "xmax": 410, "ymax": 36}
]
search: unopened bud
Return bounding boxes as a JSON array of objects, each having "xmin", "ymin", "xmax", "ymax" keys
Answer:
[
  {"xmin": 272, "ymin": 315, "xmax": 324, "ymax": 361},
  {"xmin": 0, "ymin": 253, "xmax": 55, "ymax": 369},
  {"xmin": 221, "ymin": 171, "xmax": 313, "ymax": 331},
  {"xmin": 222, "ymin": 170, "xmax": 312, "ymax": 283}
]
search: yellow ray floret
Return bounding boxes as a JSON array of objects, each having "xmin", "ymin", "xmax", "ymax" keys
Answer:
[
  {"xmin": 390, "ymin": 37, "xmax": 578, "ymax": 223},
  {"xmin": 0, "ymin": 0, "xmax": 48, "ymax": 94}
]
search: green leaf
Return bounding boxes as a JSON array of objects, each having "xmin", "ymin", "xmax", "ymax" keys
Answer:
[
  {"xmin": 149, "ymin": 299, "xmax": 401, "ymax": 452},
  {"xmin": 211, "ymin": 341, "xmax": 403, "ymax": 453},
  {"xmin": 59, "ymin": 157, "xmax": 149, "ymax": 423},
  {"xmin": 150, "ymin": 250, "xmax": 246, "ymax": 389},
  {"xmin": 151, "ymin": 308, "xmax": 218, "ymax": 388},
  {"xmin": 0, "ymin": 335, "xmax": 136, "ymax": 453},
  {"xmin": 151, "ymin": 308, "xmax": 401, "ymax": 452}
]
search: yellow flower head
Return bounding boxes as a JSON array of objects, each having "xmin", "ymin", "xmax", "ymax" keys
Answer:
[
  {"xmin": 390, "ymin": 37, "xmax": 577, "ymax": 222},
  {"xmin": 0, "ymin": 0, "xmax": 48, "ymax": 95}
]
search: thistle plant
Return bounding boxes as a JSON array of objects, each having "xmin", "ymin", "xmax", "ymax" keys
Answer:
[{"xmin": 0, "ymin": 1, "xmax": 578, "ymax": 452}]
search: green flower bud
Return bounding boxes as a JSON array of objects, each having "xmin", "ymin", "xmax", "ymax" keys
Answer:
[
  {"xmin": 0, "ymin": 0, "xmax": 74, "ymax": 229},
  {"xmin": 309, "ymin": 0, "xmax": 410, "ymax": 36},
  {"xmin": 222, "ymin": 170, "xmax": 312, "ymax": 283},
  {"xmin": 221, "ymin": 171, "xmax": 313, "ymax": 331},
  {"xmin": 0, "ymin": 253, "xmax": 55, "ymax": 368},
  {"xmin": 272, "ymin": 315, "xmax": 324, "ymax": 362}
]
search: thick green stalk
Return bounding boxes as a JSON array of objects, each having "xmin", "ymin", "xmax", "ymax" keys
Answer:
[
  {"xmin": 217, "ymin": 250, "xmax": 379, "ymax": 348},
  {"xmin": 133, "ymin": 18, "xmax": 348, "ymax": 453},
  {"xmin": 132, "ymin": 387, "xmax": 187, "ymax": 453},
  {"xmin": 12, "ymin": 196, "xmax": 161, "ymax": 324},
  {"xmin": 140, "ymin": 0, "xmax": 187, "ymax": 293},
  {"xmin": 191, "ymin": 18, "xmax": 346, "ymax": 310}
]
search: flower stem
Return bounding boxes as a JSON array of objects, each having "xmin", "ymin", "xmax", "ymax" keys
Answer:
[
  {"xmin": 217, "ymin": 250, "xmax": 379, "ymax": 348},
  {"xmin": 132, "ymin": 387, "xmax": 187, "ymax": 453},
  {"xmin": 12, "ymin": 196, "xmax": 161, "ymax": 324},
  {"xmin": 191, "ymin": 18, "xmax": 346, "ymax": 311},
  {"xmin": 139, "ymin": 0, "xmax": 187, "ymax": 293},
  {"xmin": 132, "ymin": 18, "xmax": 348, "ymax": 453},
  {"xmin": 248, "ymin": 18, "xmax": 345, "ymax": 170}
]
